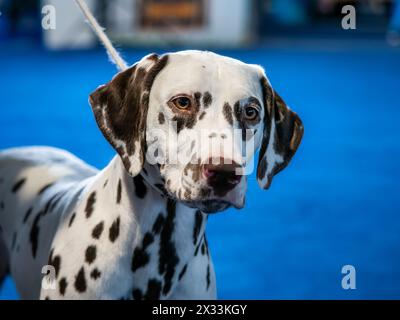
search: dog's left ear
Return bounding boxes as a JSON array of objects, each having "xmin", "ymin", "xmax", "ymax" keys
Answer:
[
  {"xmin": 89, "ymin": 53, "xmax": 168, "ymax": 176},
  {"xmin": 257, "ymin": 76, "xmax": 304, "ymax": 189}
]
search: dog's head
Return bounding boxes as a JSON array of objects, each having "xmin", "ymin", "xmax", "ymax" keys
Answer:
[{"xmin": 89, "ymin": 51, "xmax": 303, "ymax": 213}]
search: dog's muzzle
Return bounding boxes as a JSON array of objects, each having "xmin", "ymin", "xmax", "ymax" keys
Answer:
[
  {"xmin": 182, "ymin": 157, "xmax": 245, "ymax": 213},
  {"xmin": 202, "ymin": 160, "xmax": 242, "ymax": 196}
]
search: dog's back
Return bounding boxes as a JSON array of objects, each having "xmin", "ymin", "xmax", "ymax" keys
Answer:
[{"xmin": 0, "ymin": 146, "xmax": 98, "ymax": 298}]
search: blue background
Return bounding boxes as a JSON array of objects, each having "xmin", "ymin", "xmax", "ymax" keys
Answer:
[{"xmin": 0, "ymin": 40, "xmax": 400, "ymax": 299}]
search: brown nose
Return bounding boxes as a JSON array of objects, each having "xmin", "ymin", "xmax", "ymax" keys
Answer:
[{"xmin": 202, "ymin": 158, "xmax": 242, "ymax": 194}]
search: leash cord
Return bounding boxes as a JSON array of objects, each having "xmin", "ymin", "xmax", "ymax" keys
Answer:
[{"xmin": 74, "ymin": 0, "xmax": 128, "ymax": 71}]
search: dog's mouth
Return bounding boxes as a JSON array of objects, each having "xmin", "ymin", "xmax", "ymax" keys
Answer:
[
  {"xmin": 160, "ymin": 174, "xmax": 246, "ymax": 213},
  {"xmin": 183, "ymin": 199, "xmax": 243, "ymax": 214}
]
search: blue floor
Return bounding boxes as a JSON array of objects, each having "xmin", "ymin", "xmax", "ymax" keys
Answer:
[{"xmin": 0, "ymin": 40, "xmax": 400, "ymax": 299}]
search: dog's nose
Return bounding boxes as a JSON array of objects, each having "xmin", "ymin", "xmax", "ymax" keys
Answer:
[{"xmin": 202, "ymin": 158, "xmax": 242, "ymax": 193}]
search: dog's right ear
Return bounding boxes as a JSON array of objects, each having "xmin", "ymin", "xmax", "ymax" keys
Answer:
[{"xmin": 89, "ymin": 54, "xmax": 168, "ymax": 176}]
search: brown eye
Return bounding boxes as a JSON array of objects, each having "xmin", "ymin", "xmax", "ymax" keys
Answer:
[
  {"xmin": 244, "ymin": 105, "xmax": 259, "ymax": 121},
  {"xmin": 172, "ymin": 96, "xmax": 192, "ymax": 110}
]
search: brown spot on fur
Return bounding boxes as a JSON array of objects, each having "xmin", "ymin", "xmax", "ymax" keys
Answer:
[
  {"xmin": 23, "ymin": 207, "xmax": 33, "ymax": 224},
  {"xmin": 116, "ymin": 179, "xmax": 122, "ymax": 204},
  {"xmin": 68, "ymin": 212, "xmax": 76, "ymax": 228},
  {"xmin": 193, "ymin": 211, "xmax": 203, "ymax": 245},
  {"xmin": 158, "ymin": 200, "xmax": 179, "ymax": 296},
  {"xmin": 92, "ymin": 221, "xmax": 104, "ymax": 239},
  {"xmin": 202, "ymin": 92, "xmax": 212, "ymax": 108},
  {"xmin": 30, "ymin": 211, "xmax": 43, "ymax": 258},
  {"xmin": 194, "ymin": 92, "xmax": 202, "ymax": 106},
  {"xmin": 172, "ymin": 109, "xmax": 199, "ymax": 133},
  {"xmin": 152, "ymin": 214, "xmax": 165, "ymax": 234},
  {"xmin": 74, "ymin": 267, "xmax": 87, "ymax": 293},
  {"xmin": 59, "ymin": 278, "xmax": 67, "ymax": 296},
  {"xmin": 85, "ymin": 192, "xmax": 96, "ymax": 219},
  {"xmin": 206, "ymin": 263, "xmax": 211, "ymax": 289},
  {"xmin": 184, "ymin": 163, "xmax": 202, "ymax": 183},
  {"xmin": 90, "ymin": 268, "xmax": 101, "ymax": 280},
  {"xmin": 233, "ymin": 101, "xmax": 241, "ymax": 122},
  {"xmin": 48, "ymin": 253, "xmax": 61, "ymax": 278},
  {"xmin": 172, "ymin": 116, "xmax": 185, "ymax": 134},
  {"xmin": 258, "ymin": 157, "xmax": 267, "ymax": 181},
  {"xmin": 194, "ymin": 242, "xmax": 201, "ymax": 256},
  {"xmin": 233, "ymin": 101, "xmax": 246, "ymax": 140},
  {"xmin": 178, "ymin": 264, "xmax": 188, "ymax": 280},
  {"xmin": 38, "ymin": 183, "xmax": 54, "ymax": 195},
  {"xmin": 223, "ymin": 102, "xmax": 233, "ymax": 125},
  {"xmin": 144, "ymin": 279, "xmax": 162, "ymax": 300},
  {"xmin": 11, "ymin": 178, "xmax": 26, "ymax": 193},
  {"xmin": 85, "ymin": 245, "xmax": 97, "ymax": 265},
  {"xmin": 133, "ymin": 175, "xmax": 147, "ymax": 199},
  {"xmin": 158, "ymin": 112, "xmax": 165, "ymax": 124},
  {"xmin": 109, "ymin": 217, "xmax": 120, "ymax": 242}
]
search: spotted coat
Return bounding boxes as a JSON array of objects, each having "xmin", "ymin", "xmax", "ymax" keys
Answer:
[{"xmin": 0, "ymin": 51, "xmax": 303, "ymax": 300}]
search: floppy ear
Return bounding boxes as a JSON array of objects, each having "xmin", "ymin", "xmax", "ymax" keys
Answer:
[
  {"xmin": 89, "ymin": 53, "xmax": 168, "ymax": 176},
  {"xmin": 257, "ymin": 77, "xmax": 304, "ymax": 189}
]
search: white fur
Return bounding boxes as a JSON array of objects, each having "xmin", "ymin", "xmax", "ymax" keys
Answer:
[{"xmin": 0, "ymin": 147, "xmax": 216, "ymax": 299}]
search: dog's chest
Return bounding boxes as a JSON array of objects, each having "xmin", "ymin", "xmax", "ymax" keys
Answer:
[{"xmin": 41, "ymin": 173, "xmax": 209, "ymax": 299}]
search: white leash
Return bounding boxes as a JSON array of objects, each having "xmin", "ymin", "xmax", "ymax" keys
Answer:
[{"xmin": 74, "ymin": 0, "xmax": 128, "ymax": 71}]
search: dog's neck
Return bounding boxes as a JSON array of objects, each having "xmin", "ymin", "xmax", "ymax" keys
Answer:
[{"xmin": 93, "ymin": 156, "xmax": 207, "ymax": 298}]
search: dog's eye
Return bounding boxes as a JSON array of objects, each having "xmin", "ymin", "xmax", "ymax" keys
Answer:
[
  {"xmin": 172, "ymin": 96, "xmax": 192, "ymax": 110},
  {"xmin": 244, "ymin": 105, "xmax": 259, "ymax": 121}
]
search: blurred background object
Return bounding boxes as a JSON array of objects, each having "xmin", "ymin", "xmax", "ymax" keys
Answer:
[
  {"xmin": 40, "ymin": 0, "xmax": 97, "ymax": 49},
  {"xmin": 388, "ymin": 0, "xmax": 400, "ymax": 45},
  {"xmin": 0, "ymin": 0, "xmax": 399, "ymax": 47},
  {"xmin": 0, "ymin": 0, "xmax": 400, "ymax": 300}
]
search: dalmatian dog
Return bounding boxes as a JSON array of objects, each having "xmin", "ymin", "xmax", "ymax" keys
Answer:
[{"xmin": 0, "ymin": 50, "xmax": 303, "ymax": 300}]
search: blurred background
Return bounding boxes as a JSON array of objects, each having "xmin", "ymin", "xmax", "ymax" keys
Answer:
[{"xmin": 0, "ymin": 0, "xmax": 399, "ymax": 299}]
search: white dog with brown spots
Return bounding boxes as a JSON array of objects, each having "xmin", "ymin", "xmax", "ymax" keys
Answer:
[{"xmin": 0, "ymin": 49, "xmax": 303, "ymax": 300}]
